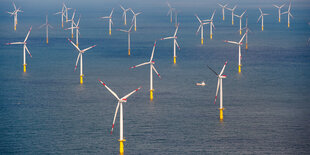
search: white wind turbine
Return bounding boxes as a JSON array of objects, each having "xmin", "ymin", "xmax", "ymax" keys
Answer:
[
  {"xmin": 130, "ymin": 8, "xmax": 142, "ymax": 31},
  {"xmin": 224, "ymin": 32, "xmax": 247, "ymax": 73},
  {"xmin": 67, "ymin": 9, "xmax": 76, "ymax": 38},
  {"xmin": 174, "ymin": 9, "xmax": 178, "ymax": 27},
  {"xmin": 101, "ymin": 8, "xmax": 114, "ymax": 35},
  {"xmin": 273, "ymin": 3, "xmax": 285, "ymax": 23},
  {"xmin": 195, "ymin": 14, "xmax": 209, "ymax": 45},
  {"xmin": 63, "ymin": 3, "xmax": 71, "ymax": 23},
  {"xmin": 98, "ymin": 80, "xmax": 141, "ymax": 154},
  {"xmin": 118, "ymin": 25, "xmax": 134, "ymax": 56},
  {"xmin": 208, "ymin": 61, "xmax": 227, "ymax": 121},
  {"xmin": 120, "ymin": 5, "xmax": 130, "ymax": 25},
  {"xmin": 203, "ymin": 10, "xmax": 216, "ymax": 39},
  {"xmin": 234, "ymin": 10, "xmax": 247, "ymax": 35},
  {"xmin": 55, "ymin": 5, "xmax": 65, "ymax": 28},
  {"xmin": 241, "ymin": 16, "xmax": 251, "ymax": 50},
  {"xmin": 226, "ymin": 5, "xmax": 237, "ymax": 25},
  {"xmin": 167, "ymin": 2, "xmax": 174, "ymax": 23},
  {"xmin": 39, "ymin": 15, "xmax": 53, "ymax": 44},
  {"xmin": 67, "ymin": 38, "xmax": 96, "ymax": 84},
  {"xmin": 161, "ymin": 24, "xmax": 180, "ymax": 64},
  {"xmin": 7, "ymin": 2, "xmax": 23, "ymax": 31},
  {"xmin": 258, "ymin": 8, "xmax": 269, "ymax": 31},
  {"xmin": 282, "ymin": 1, "xmax": 293, "ymax": 28},
  {"xmin": 6, "ymin": 26, "xmax": 32, "ymax": 72},
  {"xmin": 130, "ymin": 41, "xmax": 161, "ymax": 100},
  {"xmin": 66, "ymin": 17, "xmax": 80, "ymax": 47},
  {"xmin": 218, "ymin": 3, "xmax": 228, "ymax": 21}
]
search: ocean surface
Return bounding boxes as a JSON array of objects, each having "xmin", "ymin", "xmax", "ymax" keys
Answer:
[{"xmin": 0, "ymin": 0, "xmax": 310, "ymax": 154}]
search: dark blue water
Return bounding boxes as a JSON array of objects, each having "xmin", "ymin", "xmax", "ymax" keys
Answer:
[{"xmin": 0, "ymin": 0, "xmax": 310, "ymax": 154}]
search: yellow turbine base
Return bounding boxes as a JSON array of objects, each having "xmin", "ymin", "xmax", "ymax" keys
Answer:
[
  {"xmin": 109, "ymin": 30, "xmax": 111, "ymax": 35},
  {"xmin": 223, "ymin": 17, "xmax": 225, "ymax": 21},
  {"xmin": 128, "ymin": 49, "xmax": 131, "ymax": 56},
  {"xmin": 262, "ymin": 26, "xmax": 264, "ymax": 31},
  {"xmin": 220, "ymin": 108, "xmax": 224, "ymax": 120},
  {"xmin": 246, "ymin": 43, "xmax": 248, "ymax": 50},
  {"xmin": 23, "ymin": 64, "xmax": 27, "ymax": 72},
  {"xmin": 240, "ymin": 30, "xmax": 242, "ymax": 35},
  {"xmin": 14, "ymin": 26, "xmax": 16, "ymax": 31},
  {"xmin": 232, "ymin": 21, "xmax": 234, "ymax": 25},
  {"xmin": 238, "ymin": 65, "xmax": 241, "ymax": 73},
  {"xmin": 62, "ymin": 23, "xmax": 64, "ymax": 28},
  {"xmin": 135, "ymin": 27, "xmax": 136, "ymax": 31},
  {"xmin": 80, "ymin": 75, "xmax": 84, "ymax": 84},
  {"xmin": 150, "ymin": 89, "xmax": 154, "ymax": 101},
  {"xmin": 124, "ymin": 21, "xmax": 126, "ymax": 25},
  {"xmin": 279, "ymin": 18, "xmax": 281, "ymax": 23},
  {"xmin": 76, "ymin": 43, "xmax": 79, "ymax": 47},
  {"xmin": 72, "ymin": 33, "xmax": 73, "ymax": 38},
  {"xmin": 119, "ymin": 139, "xmax": 126, "ymax": 154},
  {"xmin": 46, "ymin": 38, "xmax": 48, "ymax": 44},
  {"xmin": 201, "ymin": 39, "xmax": 203, "ymax": 45},
  {"xmin": 288, "ymin": 23, "xmax": 290, "ymax": 28},
  {"xmin": 210, "ymin": 34, "xmax": 212, "ymax": 40},
  {"xmin": 173, "ymin": 56, "xmax": 176, "ymax": 64}
]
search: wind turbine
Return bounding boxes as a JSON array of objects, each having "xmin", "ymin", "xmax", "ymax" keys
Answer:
[
  {"xmin": 226, "ymin": 5, "xmax": 237, "ymax": 25},
  {"xmin": 130, "ymin": 8, "xmax": 142, "ymax": 31},
  {"xmin": 203, "ymin": 10, "xmax": 216, "ymax": 39},
  {"xmin": 258, "ymin": 8, "xmax": 269, "ymax": 31},
  {"xmin": 118, "ymin": 25, "xmax": 134, "ymax": 56},
  {"xmin": 98, "ymin": 80, "xmax": 141, "ymax": 155},
  {"xmin": 167, "ymin": 2, "xmax": 174, "ymax": 23},
  {"xmin": 67, "ymin": 38, "xmax": 96, "ymax": 84},
  {"xmin": 39, "ymin": 15, "xmax": 53, "ymax": 44},
  {"xmin": 160, "ymin": 24, "xmax": 180, "ymax": 64},
  {"xmin": 218, "ymin": 3, "xmax": 228, "ymax": 21},
  {"xmin": 120, "ymin": 5, "xmax": 130, "ymax": 25},
  {"xmin": 241, "ymin": 16, "xmax": 251, "ymax": 50},
  {"xmin": 273, "ymin": 3, "xmax": 285, "ymax": 23},
  {"xmin": 174, "ymin": 9, "xmax": 178, "ymax": 27},
  {"xmin": 67, "ymin": 9, "xmax": 76, "ymax": 38},
  {"xmin": 224, "ymin": 32, "xmax": 247, "ymax": 73},
  {"xmin": 130, "ymin": 41, "xmax": 161, "ymax": 100},
  {"xmin": 208, "ymin": 61, "xmax": 227, "ymax": 121},
  {"xmin": 282, "ymin": 1, "xmax": 293, "ymax": 28},
  {"xmin": 101, "ymin": 8, "xmax": 114, "ymax": 35},
  {"xmin": 234, "ymin": 10, "xmax": 246, "ymax": 35},
  {"xmin": 195, "ymin": 14, "xmax": 209, "ymax": 45},
  {"xmin": 7, "ymin": 2, "xmax": 23, "ymax": 31},
  {"xmin": 6, "ymin": 26, "xmax": 32, "ymax": 72},
  {"xmin": 66, "ymin": 17, "xmax": 80, "ymax": 47},
  {"xmin": 55, "ymin": 5, "xmax": 65, "ymax": 28},
  {"xmin": 63, "ymin": 3, "xmax": 71, "ymax": 23}
]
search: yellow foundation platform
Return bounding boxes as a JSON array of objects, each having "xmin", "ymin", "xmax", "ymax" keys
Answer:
[
  {"xmin": 240, "ymin": 30, "xmax": 242, "ymax": 35},
  {"xmin": 262, "ymin": 26, "xmax": 264, "ymax": 31},
  {"xmin": 128, "ymin": 49, "xmax": 130, "ymax": 56},
  {"xmin": 71, "ymin": 33, "xmax": 73, "ymax": 38},
  {"xmin": 109, "ymin": 30, "xmax": 111, "ymax": 35},
  {"xmin": 119, "ymin": 139, "xmax": 126, "ymax": 154},
  {"xmin": 279, "ymin": 18, "xmax": 281, "ymax": 23},
  {"xmin": 46, "ymin": 38, "xmax": 48, "ymax": 44},
  {"xmin": 14, "ymin": 25, "xmax": 16, "ymax": 31},
  {"xmin": 150, "ymin": 89, "xmax": 154, "ymax": 100},
  {"xmin": 220, "ymin": 108, "xmax": 224, "ymax": 120},
  {"xmin": 173, "ymin": 56, "xmax": 176, "ymax": 64},
  {"xmin": 23, "ymin": 64, "xmax": 26, "ymax": 72},
  {"xmin": 80, "ymin": 75, "xmax": 84, "ymax": 84},
  {"xmin": 246, "ymin": 43, "xmax": 248, "ymax": 50},
  {"xmin": 223, "ymin": 17, "xmax": 225, "ymax": 21},
  {"xmin": 201, "ymin": 39, "xmax": 203, "ymax": 45},
  {"xmin": 62, "ymin": 23, "xmax": 63, "ymax": 28},
  {"xmin": 288, "ymin": 23, "xmax": 290, "ymax": 28},
  {"xmin": 232, "ymin": 21, "xmax": 234, "ymax": 25},
  {"xmin": 124, "ymin": 21, "xmax": 126, "ymax": 25},
  {"xmin": 134, "ymin": 26, "xmax": 136, "ymax": 31},
  {"xmin": 210, "ymin": 34, "xmax": 212, "ymax": 40},
  {"xmin": 238, "ymin": 65, "xmax": 241, "ymax": 73},
  {"xmin": 76, "ymin": 43, "xmax": 79, "ymax": 47}
]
